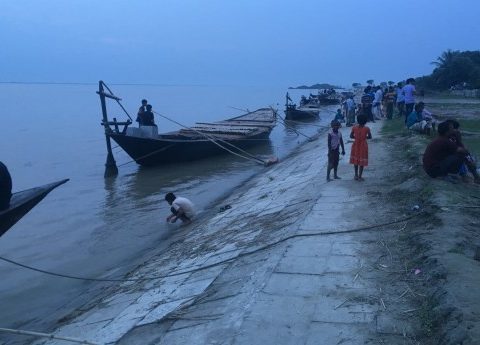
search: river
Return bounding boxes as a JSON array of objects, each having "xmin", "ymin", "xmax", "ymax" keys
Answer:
[{"xmin": 0, "ymin": 83, "xmax": 336, "ymax": 343}]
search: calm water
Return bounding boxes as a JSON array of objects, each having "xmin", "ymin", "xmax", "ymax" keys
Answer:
[{"xmin": 0, "ymin": 84, "xmax": 336, "ymax": 342}]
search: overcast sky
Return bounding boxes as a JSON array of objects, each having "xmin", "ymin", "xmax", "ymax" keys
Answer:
[{"xmin": 1, "ymin": 0, "xmax": 478, "ymax": 87}]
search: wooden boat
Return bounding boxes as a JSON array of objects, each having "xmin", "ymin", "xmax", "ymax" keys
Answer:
[
  {"xmin": 284, "ymin": 93, "xmax": 319, "ymax": 120},
  {"xmin": 0, "ymin": 179, "xmax": 69, "ymax": 237},
  {"xmin": 98, "ymin": 82, "xmax": 277, "ymax": 167},
  {"xmin": 317, "ymin": 92, "xmax": 341, "ymax": 105}
]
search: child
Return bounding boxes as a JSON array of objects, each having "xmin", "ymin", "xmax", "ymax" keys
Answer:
[
  {"xmin": 334, "ymin": 109, "xmax": 345, "ymax": 123},
  {"xmin": 327, "ymin": 120, "xmax": 346, "ymax": 181},
  {"xmin": 349, "ymin": 114, "xmax": 372, "ymax": 181}
]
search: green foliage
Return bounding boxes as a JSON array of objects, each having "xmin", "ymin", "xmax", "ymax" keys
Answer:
[
  {"xmin": 417, "ymin": 50, "xmax": 480, "ymax": 90},
  {"xmin": 366, "ymin": 79, "xmax": 374, "ymax": 86}
]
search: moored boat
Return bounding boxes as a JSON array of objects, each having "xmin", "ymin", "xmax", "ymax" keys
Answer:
[
  {"xmin": 98, "ymin": 81, "xmax": 277, "ymax": 168},
  {"xmin": 284, "ymin": 93, "xmax": 319, "ymax": 120},
  {"xmin": 0, "ymin": 179, "xmax": 69, "ymax": 237}
]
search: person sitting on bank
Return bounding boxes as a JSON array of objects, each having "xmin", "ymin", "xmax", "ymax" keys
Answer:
[
  {"xmin": 0, "ymin": 161, "xmax": 12, "ymax": 211},
  {"xmin": 446, "ymin": 119, "xmax": 479, "ymax": 182},
  {"xmin": 165, "ymin": 192, "xmax": 196, "ymax": 224},
  {"xmin": 406, "ymin": 102, "xmax": 432, "ymax": 135},
  {"xmin": 422, "ymin": 121, "xmax": 480, "ymax": 183},
  {"xmin": 136, "ymin": 99, "xmax": 148, "ymax": 126}
]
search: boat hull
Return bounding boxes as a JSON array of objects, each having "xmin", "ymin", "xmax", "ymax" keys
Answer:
[
  {"xmin": 108, "ymin": 108, "xmax": 277, "ymax": 166},
  {"xmin": 0, "ymin": 179, "xmax": 69, "ymax": 237},
  {"xmin": 110, "ymin": 130, "xmax": 273, "ymax": 166},
  {"xmin": 285, "ymin": 108, "xmax": 319, "ymax": 120}
]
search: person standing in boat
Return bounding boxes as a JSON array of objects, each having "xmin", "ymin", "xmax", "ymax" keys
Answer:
[
  {"xmin": 165, "ymin": 192, "xmax": 195, "ymax": 224},
  {"xmin": 142, "ymin": 104, "xmax": 156, "ymax": 126},
  {"xmin": 136, "ymin": 99, "xmax": 148, "ymax": 126},
  {"xmin": 0, "ymin": 161, "xmax": 12, "ymax": 211}
]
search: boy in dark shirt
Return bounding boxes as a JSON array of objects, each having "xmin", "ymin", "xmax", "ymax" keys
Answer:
[{"xmin": 423, "ymin": 121, "xmax": 480, "ymax": 183}]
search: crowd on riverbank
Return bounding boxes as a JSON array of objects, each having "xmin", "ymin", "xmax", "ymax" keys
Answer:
[{"xmin": 333, "ymin": 79, "xmax": 480, "ymax": 185}]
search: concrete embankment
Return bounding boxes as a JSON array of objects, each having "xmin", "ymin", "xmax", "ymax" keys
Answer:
[{"xmin": 33, "ymin": 121, "xmax": 425, "ymax": 345}]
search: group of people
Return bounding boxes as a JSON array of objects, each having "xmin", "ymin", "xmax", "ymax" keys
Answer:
[
  {"xmin": 328, "ymin": 77, "xmax": 478, "ymax": 185},
  {"xmin": 326, "ymin": 114, "xmax": 372, "ymax": 182},
  {"xmin": 353, "ymin": 78, "xmax": 424, "ymax": 125},
  {"xmin": 136, "ymin": 99, "xmax": 156, "ymax": 127}
]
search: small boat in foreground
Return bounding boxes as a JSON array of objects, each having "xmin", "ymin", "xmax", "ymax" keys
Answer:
[
  {"xmin": 0, "ymin": 179, "xmax": 69, "ymax": 237},
  {"xmin": 98, "ymin": 81, "xmax": 277, "ymax": 167}
]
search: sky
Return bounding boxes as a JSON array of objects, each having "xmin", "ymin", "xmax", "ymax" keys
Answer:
[{"xmin": 1, "ymin": 0, "xmax": 479, "ymax": 88}]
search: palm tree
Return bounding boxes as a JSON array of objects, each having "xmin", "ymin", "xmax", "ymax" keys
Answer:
[{"xmin": 431, "ymin": 49, "xmax": 460, "ymax": 68}]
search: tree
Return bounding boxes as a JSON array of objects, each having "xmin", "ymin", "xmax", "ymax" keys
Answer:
[
  {"xmin": 431, "ymin": 49, "xmax": 460, "ymax": 69},
  {"xmin": 352, "ymin": 82, "xmax": 361, "ymax": 88},
  {"xmin": 418, "ymin": 50, "xmax": 480, "ymax": 90},
  {"xmin": 388, "ymin": 81, "xmax": 395, "ymax": 86},
  {"xmin": 366, "ymin": 80, "xmax": 374, "ymax": 86}
]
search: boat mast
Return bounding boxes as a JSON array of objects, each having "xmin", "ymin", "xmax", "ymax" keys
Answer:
[{"xmin": 97, "ymin": 81, "xmax": 118, "ymax": 178}]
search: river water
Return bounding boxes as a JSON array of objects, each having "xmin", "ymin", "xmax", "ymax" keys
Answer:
[{"xmin": 0, "ymin": 83, "xmax": 335, "ymax": 342}]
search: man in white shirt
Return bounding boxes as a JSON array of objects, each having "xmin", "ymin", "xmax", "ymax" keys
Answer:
[
  {"xmin": 372, "ymin": 87, "xmax": 383, "ymax": 119},
  {"xmin": 165, "ymin": 192, "xmax": 196, "ymax": 224},
  {"xmin": 402, "ymin": 78, "xmax": 416, "ymax": 123},
  {"xmin": 345, "ymin": 96, "xmax": 356, "ymax": 126}
]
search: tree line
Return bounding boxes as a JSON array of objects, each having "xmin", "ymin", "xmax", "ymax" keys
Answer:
[{"xmin": 416, "ymin": 50, "xmax": 480, "ymax": 90}]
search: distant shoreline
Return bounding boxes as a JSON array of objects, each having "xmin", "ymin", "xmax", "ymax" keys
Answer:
[{"xmin": 288, "ymin": 83, "xmax": 342, "ymax": 90}]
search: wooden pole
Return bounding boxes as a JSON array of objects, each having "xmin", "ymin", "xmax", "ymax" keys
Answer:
[{"xmin": 98, "ymin": 81, "xmax": 118, "ymax": 178}]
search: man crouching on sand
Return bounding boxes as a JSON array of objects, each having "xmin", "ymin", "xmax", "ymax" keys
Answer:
[{"xmin": 165, "ymin": 192, "xmax": 196, "ymax": 224}]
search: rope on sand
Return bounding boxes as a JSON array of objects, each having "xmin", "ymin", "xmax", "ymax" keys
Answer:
[
  {"xmin": 0, "ymin": 327, "xmax": 102, "ymax": 345},
  {"xmin": 0, "ymin": 213, "xmax": 420, "ymax": 284}
]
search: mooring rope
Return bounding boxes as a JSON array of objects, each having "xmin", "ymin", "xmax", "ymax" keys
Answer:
[
  {"xmin": 0, "ymin": 327, "xmax": 101, "ymax": 345},
  {"xmin": 276, "ymin": 113, "xmax": 316, "ymax": 140},
  {"xmin": 153, "ymin": 110, "xmax": 268, "ymax": 165},
  {"xmin": 0, "ymin": 213, "xmax": 420, "ymax": 284}
]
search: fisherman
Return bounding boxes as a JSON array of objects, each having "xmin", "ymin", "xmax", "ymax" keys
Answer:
[
  {"xmin": 136, "ymin": 99, "xmax": 148, "ymax": 126},
  {"xmin": 141, "ymin": 104, "xmax": 156, "ymax": 126},
  {"xmin": 165, "ymin": 192, "xmax": 196, "ymax": 224},
  {"xmin": 0, "ymin": 161, "xmax": 12, "ymax": 211}
]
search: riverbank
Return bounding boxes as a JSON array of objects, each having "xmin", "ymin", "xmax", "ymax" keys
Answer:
[
  {"xmin": 25, "ymin": 119, "xmax": 422, "ymax": 345},
  {"xmin": 14, "ymin": 103, "xmax": 480, "ymax": 344},
  {"xmin": 379, "ymin": 101, "xmax": 480, "ymax": 344}
]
